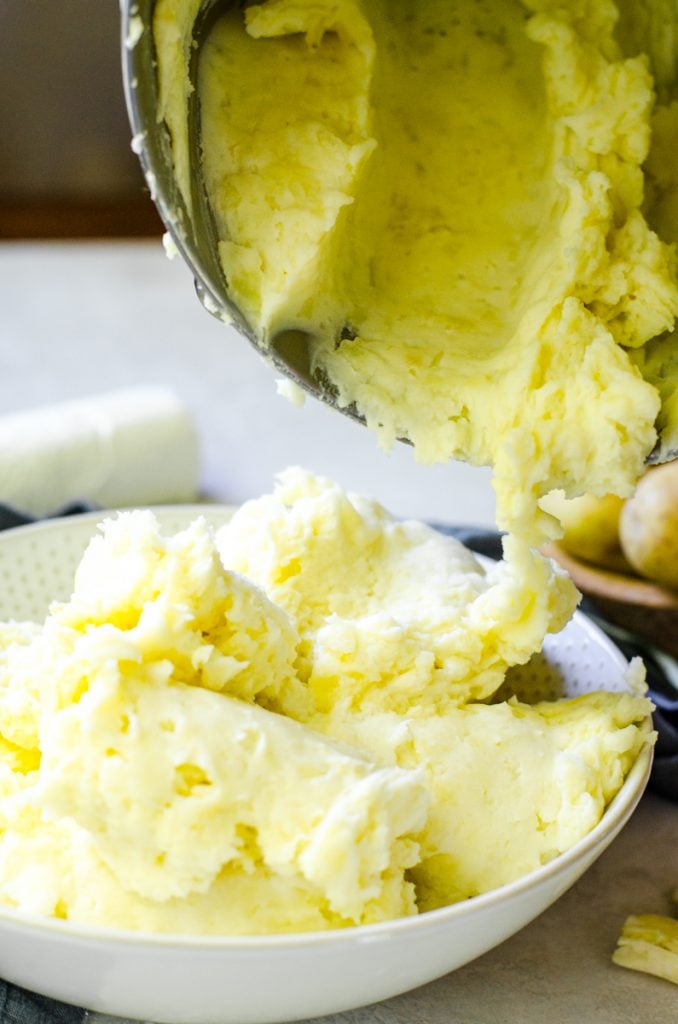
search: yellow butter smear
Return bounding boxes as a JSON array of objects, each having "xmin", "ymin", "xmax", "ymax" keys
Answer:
[
  {"xmin": 155, "ymin": 0, "xmax": 678, "ymax": 543},
  {"xmin": 614, "ymin": 913, "xmax": 678, "ymax": 985},
  {"xmin": 0, "ymin": 473, "xmax": 653, "ymax": 933}
]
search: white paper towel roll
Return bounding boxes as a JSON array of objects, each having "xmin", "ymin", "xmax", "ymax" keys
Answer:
[{"xmin": 0, "ymin": 388, "xmax": 201, "ymax": 515}]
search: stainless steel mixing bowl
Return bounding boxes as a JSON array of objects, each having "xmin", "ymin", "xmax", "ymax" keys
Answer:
[{"xmin": 121, "ymin": 0, "xmax": 361, "ymax": 421}]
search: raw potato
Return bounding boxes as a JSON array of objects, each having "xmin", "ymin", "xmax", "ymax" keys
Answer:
[
  {"xmin": 541, "ymin": 492, "xmax": 630, "ymax": 572},
  {"xmin": 619, "ymin": 464, "xmax": 678, "ymax": 591}
]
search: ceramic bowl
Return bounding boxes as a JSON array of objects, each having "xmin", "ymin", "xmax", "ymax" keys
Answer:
[
  {"xmin": 544, "ymin": 540, "xmax": 678, "ymax": 658},
  {"xmin": 0, "ymin": 509, "xmax": 653, "ymax": 1024}
]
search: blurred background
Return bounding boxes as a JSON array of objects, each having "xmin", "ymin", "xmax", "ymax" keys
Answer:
[{"xmin": 0, "ymin": 0, "xmax": 161, "ymax": 237}]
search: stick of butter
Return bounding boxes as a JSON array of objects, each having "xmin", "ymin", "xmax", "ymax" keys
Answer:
[{"xmin": 0, "ymin": 387, "xmax": 200, "ymax": 514}]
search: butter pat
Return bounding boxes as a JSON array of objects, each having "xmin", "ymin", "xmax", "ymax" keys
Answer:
[{"xmin": 0, "ymin": 388, "xmax": 200, "ymax": 515}]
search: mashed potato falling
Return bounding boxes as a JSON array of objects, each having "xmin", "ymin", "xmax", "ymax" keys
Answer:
[
  {"xmin": 217, "ymin": 468, "xmax": 576, "ymax": 712},
  {"xmin": 0, "ymin": 472, "xmax": 653, "ymax": 933},
  {"xmin": 154, "ymin": 0, "xmax": 678, "ymax": 543}
]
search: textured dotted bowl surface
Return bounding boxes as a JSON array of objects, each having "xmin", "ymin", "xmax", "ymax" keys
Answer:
[{"xmin": 0, "ymin": 508, "xmax": 653, "ymax": 1024}]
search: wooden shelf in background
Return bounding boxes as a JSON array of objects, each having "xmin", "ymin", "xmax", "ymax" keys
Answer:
[{"xmin": 0, "ymin": 197, "xmax": 164, "ymax": 239}]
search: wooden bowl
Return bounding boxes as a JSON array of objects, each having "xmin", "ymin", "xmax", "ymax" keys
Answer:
[{"xmin": 543, "ymin": 542, "xmax": 678, "ymax": 658}]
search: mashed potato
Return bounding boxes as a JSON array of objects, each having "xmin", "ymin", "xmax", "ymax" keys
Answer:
[
  {"xmin": 0, "ymin": 508, "xmax": 427, "ymax": 932},
  {"xmin": 0, "ymin": 472, "xmax": 652, "ymax": 933},
  {"xmin": 154, "ymin": 0, "xmax": 678, "ymax": 542},
  {"xmin": 60, "ymin": 0, "xmax": 666, "ymax": 935}
]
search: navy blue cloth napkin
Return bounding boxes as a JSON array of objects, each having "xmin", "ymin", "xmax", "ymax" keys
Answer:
[
  {"xmin": 0, "ymin": 510, "xmax": 674, "ymax": 1024},
  {"xmin": 0, "ymin": 987, "xmax": 84, "ymax": 1024},
  {"xmin": 0, "ymin": 502, "xmax": 96, "ymax": 531}
]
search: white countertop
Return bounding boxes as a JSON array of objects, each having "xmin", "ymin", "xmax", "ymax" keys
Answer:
[
  {"xmin": 1, "ymin": 240, "xmax": 495, "ymax": 526},
  {"xmin": 2, "ymin": 241, "xmax": 677, "ymax": 1024}
]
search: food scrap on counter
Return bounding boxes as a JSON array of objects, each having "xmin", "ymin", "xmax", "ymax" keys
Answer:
[{"xmin": 614, "ymin": 908, "xmax": 678, "ymax": 986}]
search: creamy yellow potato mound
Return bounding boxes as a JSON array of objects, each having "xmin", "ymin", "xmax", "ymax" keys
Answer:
[
  {"xmin": 155, "ymin": 0, "xmax": 678, "ymax": 542},
  {"xmin": 0, "ymin": 472, "xmax": 652, "ymax": 933}
]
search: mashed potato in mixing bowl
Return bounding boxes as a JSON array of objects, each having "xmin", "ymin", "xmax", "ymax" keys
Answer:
[{"xmin": 154, "ymin": 0, "xmax": 678, "ymax": 542}]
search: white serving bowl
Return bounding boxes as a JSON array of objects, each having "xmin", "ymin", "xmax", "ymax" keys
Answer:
[{"xmin": 0, "ymin": 508, "xmax": 653, "ymax": 1024}]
